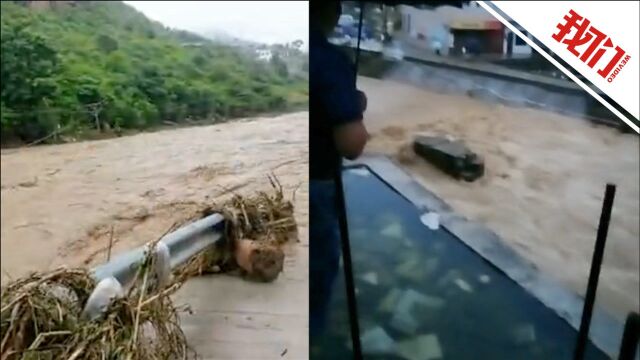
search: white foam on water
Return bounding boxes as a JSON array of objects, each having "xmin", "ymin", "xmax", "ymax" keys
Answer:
[
  {"xmin": 420, "ymin": 212, "xmax": 440, "ymax": 230},
  {"xmin": 454, "ymin": 278, "xmax": 474, "ymax": 293},
  {"xmin": 349, "ymin": 168, "xmax": 371, "ymax": 177}
]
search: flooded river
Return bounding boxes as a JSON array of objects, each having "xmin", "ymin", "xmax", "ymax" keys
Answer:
[
  {"xmin": 360, "ymin": 76, "xmax": 639, "ymax": 321},
  {"xmin": 1, "ymin": 112, "xmax": 309, "ymax": 282}
]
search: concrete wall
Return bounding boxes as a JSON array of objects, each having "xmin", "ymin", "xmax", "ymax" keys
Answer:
[
  {"xmin": 356, "ymin": 51, "xmax": 590, "ymax": 119},
  {"xmin": 387, "ymin": 61, "xmax": 587, "ymax": 115}
]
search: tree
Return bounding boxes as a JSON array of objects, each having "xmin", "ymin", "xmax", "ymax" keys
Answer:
[
  {"xmin": 75, "ymin": 75, "xmax": 102, "ymax": 104},
  {"xmin": 270, "ymin": 53, "xmax": 289, "ymax": 78},
  {"xmin": 0, "ymin": 0, "xmax": 307, "ymax": 146},
  {"xmin": 96, "ymin": 34, "xmax": 119, "ymax": 53},
  {"xmin": 0, "ymin": 24, "xmax": 61, "ymax": 141},
  {"xmin": 1, "ymin": 25, "xmax": 59, "ymax": 109}
]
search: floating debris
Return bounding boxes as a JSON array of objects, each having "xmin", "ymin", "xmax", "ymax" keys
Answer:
[
  {"xmin": 397, "ymin": 334, "xmax": 443, "ymax": 360},
  {"xmin": 235, "ymin": 239, "xmax": 285, "ymax": 283},
  {"xmin": 0, "ymin": 266, "xmax": 191, "ymax": 359},
  {"xmin": 177, "ymin": 175, "xmax": 296, "ymax": 282},
  {"xmin": 360, "ymin": 272, "xmax": 379, "ymax": 286},
  {"xmin": 478, "ymin": 274, "xmax": 491, "ymax": 284},
  {"xmin": 512, "ymin": 323, "xmax": 537, "ymax": 345},
  {"xmin": 361, "ymin": 326, "xmax": 397, "ymax": 355},
  {"xmin": 413, "ymin": 134, "xmax": 484, "ymax": 182},
  {"xmin": 454, "ymin": 278, "xmax": 474, "ymax": 293},
  {"xmin": 381, "ymin": 222, "xmax": 404, "ymax": 239},
  {"xmin": 420, "ymin": 212, "xmax": 440, "ymax": 230}
]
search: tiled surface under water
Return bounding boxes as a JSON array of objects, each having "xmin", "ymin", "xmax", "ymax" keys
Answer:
[{"xmin": 311, "ymin": 167, "xmax": 608, "ymax": 360}]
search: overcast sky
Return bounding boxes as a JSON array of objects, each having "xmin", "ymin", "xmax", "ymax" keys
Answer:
[{"xmin": 124, "ymin": 1, "xmax": 309, "ymax": 45}]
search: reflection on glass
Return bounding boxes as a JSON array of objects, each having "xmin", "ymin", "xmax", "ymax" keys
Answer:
[{"xmin": 312, "ymin": 166, "xmax": 608, "ymax": 360}]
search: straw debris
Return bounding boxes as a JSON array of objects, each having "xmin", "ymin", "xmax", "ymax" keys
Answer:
[
  {"xmin": 177, "ymin": 175, "xmax": 297, "ymax": 282},
  {"xmin": 1, "ymin": 243, "xmax": 193, "ymax": 359},
  {"xmin": 1, "ymin": 176, "xmax": 297, "ymax": 358}
]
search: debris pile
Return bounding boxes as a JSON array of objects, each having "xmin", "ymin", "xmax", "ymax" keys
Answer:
[
  {"xmin": 0, "ymin": 256, "xmax": 190, "ymax": 359},
  {"xmin": 177, "ymin": 175, "xmax": 297, "ymax": 282},
  {"xmin": 1, "ymin": 177, "xmax": 298, "ymax": 359}
]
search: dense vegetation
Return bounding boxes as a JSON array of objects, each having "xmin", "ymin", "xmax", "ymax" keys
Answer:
[{"xmin": 0, "ymin": 1, "xmax": 308, "ymax": 145}]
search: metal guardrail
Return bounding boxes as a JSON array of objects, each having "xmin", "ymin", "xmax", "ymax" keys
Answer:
[
  {"xmin": 83, "ymin": 213, "xmax": 225, "ymax": 319},
  {"xmin": 91, "ymin": 213, "xmax": 225, "ymax": 286}
]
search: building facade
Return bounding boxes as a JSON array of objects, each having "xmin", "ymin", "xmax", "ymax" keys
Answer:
[
  {"xmin": 504, "ymin": 24, "xmax": 533, "ymax": 57},
  {"xmin": 398, "ymin": 3, "xmax": 534, "ymax": 57}
]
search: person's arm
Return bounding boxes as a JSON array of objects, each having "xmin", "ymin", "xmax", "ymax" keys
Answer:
[
  {"xmin": 357, "ymin": 89, "xmax": 367, "ymax": 113},
  {"xmin": 334, "ymin": 121, "xmax": 368, "ymax": 160},
  {"xmin": 322, "ymin": 56, "xmax": 369, "ymax": 160}
]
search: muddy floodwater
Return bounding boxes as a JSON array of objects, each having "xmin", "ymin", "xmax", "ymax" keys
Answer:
[
  {"xmin": 1, "ymin": 112, "xmax": 309, "ymax": 281},
  {"xmin": 359, "ymin": 76, "xmax": 639, "ymax": 321}
]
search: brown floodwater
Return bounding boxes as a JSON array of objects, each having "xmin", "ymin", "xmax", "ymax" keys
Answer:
[
  {"xmin": 359, "ymin": 76, "xmax": 639, "ymax": 321},
  {"xmin": 1, "ymin": 112, "xmax": 309, "ymax": 282}
]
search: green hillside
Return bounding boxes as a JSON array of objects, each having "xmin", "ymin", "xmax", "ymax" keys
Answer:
[{"xmin": 0, "ymin": 1, "xmax": 308, "ymax": 145}]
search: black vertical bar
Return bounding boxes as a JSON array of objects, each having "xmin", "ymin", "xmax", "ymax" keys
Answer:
[
  {"xmin": 353, "ymin": 1, "xmax": 365, "ymax": 70},
  {"xmin": 334, "ymin": 2, "xmax": 365, "ymax": 359},
  {"xmin": 573, "ymin": 183, "xmax": 616, "ymax": 360},
  {"xmin": 335, "ymin": 153, "xmax": 362, "ymax": 360},
  {"xmin": 618, "ymin": 312, "xmax": 640, "ymax": 360}
]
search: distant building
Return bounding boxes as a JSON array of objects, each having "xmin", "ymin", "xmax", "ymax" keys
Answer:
[
  {"xmin": 504, "ymin": 23, "xmax": 533, "ymax": 57},
  {"xmin": 398, "ymin": 4, "xmax": 504, "ymax": 56},
  {"xmin": 256, "ymin": 49, "xmax": 273, "ymax": 62}
]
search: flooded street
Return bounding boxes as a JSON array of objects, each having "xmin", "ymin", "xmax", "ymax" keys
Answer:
[
  {"xmin": 1, "ymin": 112, "xmax": 309, "ymax": 282},
  {"xmin": 360, "ymin": 76, "xmax": 639, "ymax": 321}
]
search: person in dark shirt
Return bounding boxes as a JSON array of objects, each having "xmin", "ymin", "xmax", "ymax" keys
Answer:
[{"xmin": 309, "ymin": 0, "xmax": 368, "ymax": 340}]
